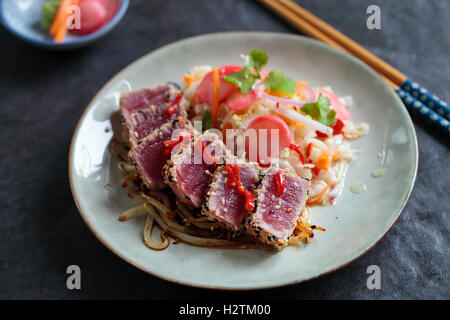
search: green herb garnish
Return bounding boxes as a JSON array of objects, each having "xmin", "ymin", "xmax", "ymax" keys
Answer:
[
  {"xmin": 300, "ymin": 94, "xmax": 337, "ymax": 126},
  {"xmin": 41, "ymin": 0, "xmax": 61, "ymax": 32},
  {"xmin": 202, "ymin": 110, "xmax": 213, "ymax": 131},
  {"xmin": 247, "ymin": 49, "xmax": 268, "ymax": 75},
  {"xmin": 224, "ymin": 49, "xmax": 268, "ymax": 94},
  {"xmin": 264, "ymin": 71, "xmax": 297, "ymax": 97},
  {"xmin": 224, "ymin": 66, "xmax": 258, "ymax": 94}
]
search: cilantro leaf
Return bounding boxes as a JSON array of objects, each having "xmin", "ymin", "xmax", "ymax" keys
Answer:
[
  {"xmin": 300, "ymin": 94, "xmax": 337, "ymax": 126},
  {"xmin": 202, "ymin": 110, "xmax": 213, "ymax": 131},
  {"xmin": 248, "ymin": 49, "xmax": 268, "ymax": 74},
  {"xmin": 264, "ymin": 71, "xmax": 297, "ymax": 97},
  {"xmin": 224, "ymin": 66, "xmax": 258, "ymax": 94}
]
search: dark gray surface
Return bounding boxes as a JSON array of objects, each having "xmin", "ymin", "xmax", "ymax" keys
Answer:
[{"xmin": 0, "ymin": 0, "xmax": 448, "ymax": 300}]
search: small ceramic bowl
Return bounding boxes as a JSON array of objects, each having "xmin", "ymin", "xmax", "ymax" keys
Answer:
[{"xmin": 0, "ymin": 0, "xmax": 129, "ymax": 50}]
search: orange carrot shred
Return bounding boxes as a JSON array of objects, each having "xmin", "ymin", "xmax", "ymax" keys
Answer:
[
  {"xmin": 316, "ymin": 151, "xmax": 331, "ymax": 171},
  {"xmin": 51, "ymin": 0, "xmax": 80, "ymax": 42},
  {"xmin": 211, "ymin": 67, "xmax": 220, "ymax": 127},
  {"xmin": 182, "ymin": 75, "xmax": 198, "ymax": 90},
  {"xmin": 50, "ymin": 0, "xmax": 71, "ymax": 35},
  {"xmin": 307, "ymin": 182, "xmax": 335, "ymax": 205}
]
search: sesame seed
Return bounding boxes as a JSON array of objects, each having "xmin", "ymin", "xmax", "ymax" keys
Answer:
[
  {"xmin": 271, "ymin": 195, "xmax": 275, "ymax": 201},
  {"xmin": 275, "ymin": 205, "xmax": 281, "ymax": 210},
  {"xmin": 224, "ymin": 208, "xmax": 228, "ymax": 212},
  {"xmin": 221, "ymin": 198, "xmax": 225, "ymax": 205}
]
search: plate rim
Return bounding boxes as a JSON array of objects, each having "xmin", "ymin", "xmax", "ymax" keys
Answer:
[{"xmin": 68, "ymin": 31, "xmax": 419, "ymax": 290}]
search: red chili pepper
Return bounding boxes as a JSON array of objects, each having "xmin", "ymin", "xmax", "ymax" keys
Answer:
[
  {"xmin": 312, "ymin": 166, "xmax": 320, "ymax": 176},
  {"xmin": 276, "ymin": 102, "xmax": 280, "ymax": 109},
  {"xmin": 315, "ymin": 131, "xmax": 328, "ymax": 138},
  {"xmin": 288, "ymin": 144, "xmax": 305, "ymax": 164},
  {"xmin": 200, "ymin": 140, "xmax": 217, "ymax": 165},
  {"xmin": 275, "ymin": 171, "xmax": 286, "ymax": 197},
  {"xmin": 331, "ymin": 118, "xmax": 344, "ymax": 135},
  {"xmin": 163, "ymin": 132, "xmax": 193, "ymax": 156},
  {"xmin": 259, "ymin": 162, "xmax": 271, "ymax": 168},
  {"xmin": 306, "ymin": 143, "xmax": 314, "ymax": 158},
  {"xmin": 166, "ymin": 93, "xmax": 183, "ymax": 116}
]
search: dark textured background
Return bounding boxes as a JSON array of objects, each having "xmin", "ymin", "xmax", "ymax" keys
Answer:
[{"xmin": 0, "ymin": 0, "xmax": 448, "ymax": 299}]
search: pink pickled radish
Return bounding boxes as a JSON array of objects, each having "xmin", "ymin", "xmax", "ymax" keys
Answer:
[
  {"xmin": 195, "ymin": 65, "xmax": 242, "ymax": 105},
  {"xmin": 314, "ymin": 88, "xmax": 351, "ymax": 121},
  {"xmin": 226, "ymin": 88, "xmax": 259, "ymax": 110},
  {"xmin": 247, "ymin": 115, "xmax": 291, "ymax": 165},
  {"xmin": 71, "ymin": 0, "xmax": 108, "ymax": 35}
]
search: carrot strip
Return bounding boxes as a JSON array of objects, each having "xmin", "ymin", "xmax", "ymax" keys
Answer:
[
  {"xmin": 182, "ymin": 75, "xmax": 199, "ymax": 90},
  {"xmin": 50, "ymin": 0, "xmax": 71, "ymax": 35},
  {"xmin": 211, "ymin": 68, "xmax": 220, "ymax": 127},
  {"xmin": 307, "ymin": 183, "xmax": 334, "ymax": 205},
  {"xmin": 295, "ymin": 81, "xmax": 309, "ymax": 98},
  {"xmin": 54, "ymin": 23, "xmax": 69, "ymax": 42},
  {"xmin": 315, "ymin": 151, "xmax": 331, "ymax": 171},
  {"xmin": 51, "ymin": 0, "xmax": 80, "ymax": 42},
  {"xmin": 332, "ymin": 152, "xmax": 341, "ymax": 161}
]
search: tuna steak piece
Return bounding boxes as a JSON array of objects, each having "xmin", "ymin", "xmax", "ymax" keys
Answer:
[
  {"xmin": 164, "ymin": 132, "xmax": 228, "ymax": 208},
  {"xmin": 125, "ymin": 97, "xmax": 188, "ymax": 146},
  {"xmin": 130, "ymin": 117, "xmax": 194, "ymax": 190},
  {"xmin": 203, "ymin": 161, "xmax": 261, "ymax": 231},
  {"xmin": 120, "ymin": 84, "xmax": 186, "ymax": 143},
  {"xmin": 245, "ymin": 167, "xmax": 310, "ymax": 248},
  {"xmin": 120, "ymin": 85, "xmax": 174, "ymax": 119}
]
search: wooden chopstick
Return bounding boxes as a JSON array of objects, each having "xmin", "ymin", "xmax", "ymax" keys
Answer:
[
  {"xmin": 272, "ymin": 0, "xmax": 450, "ymax": 123},
  {"xmin": 257, "ymin": 0, "xmax": 397, "ymax": 89},
  {"xmin": 278, "ymin": 0, "xmax": 407, "ymax": 84},
  {"xmin": 257, "ymin": 0, "xmax": 450, "ymax": 137}
]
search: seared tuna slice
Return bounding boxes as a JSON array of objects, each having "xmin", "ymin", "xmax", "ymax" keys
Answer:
[
  {"xmin": 130, "ymin": 117, "xmax": 193, "ymax": 190},
  {"xmin": 245, "ymin": 167, "xmax": 310, "ymax": 249},
  {"xmin": 120, "ymin": 84, "xmax": 187, "ymax": 143},
  {"xmin": 203, "ymin": 161, "xmax": 261, "ymax": 231},
  {"xmin": 121, "ymin": 85, "xmax": 173, "ymax": 119},
  {"xmin": 126, "ymin": 98, "xmax": 188, "ymax": 146},
  {"xmin": 164, "ymin": 132, "xmax": 228, "ymax": 208}
]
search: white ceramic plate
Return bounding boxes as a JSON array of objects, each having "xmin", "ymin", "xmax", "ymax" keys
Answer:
[{"xmin": 69, "ymin": 32, "xmax": 418, "ymax": 290}]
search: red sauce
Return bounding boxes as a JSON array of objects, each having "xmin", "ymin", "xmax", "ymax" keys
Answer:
[
  {"xmin": 166, "ymin": 93, "xmax": 183, "ymax": 116},
  {"xmin": 225, "ymin": 164, "xmax": 255, "ymax": 211},
  {"xmin": 275, "ymin": 171, "xmax": 286, "ymax": 197}
]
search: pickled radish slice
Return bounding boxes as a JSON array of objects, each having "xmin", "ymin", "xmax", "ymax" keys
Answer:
[
  {"xmin": 196, "ymin": 66, "xmax": 269, "ymax": 110},
  {"xmin": 314, "ymin": 89, "xmax": 351, "ymax": 121},
  {"xmin": 71, "ymin": 0, "xmax": 119, "ymax": 35},
  {"xmin": 195, "ymin": 65, "xmax": 242, "ymax": 105},
  {"xmin": 247, "ymin": 115, "xmax": 291, "ymax": 165},
  {"xmin": 226, "ymin": 88, "xmax": 259, "ymax": 110}
]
